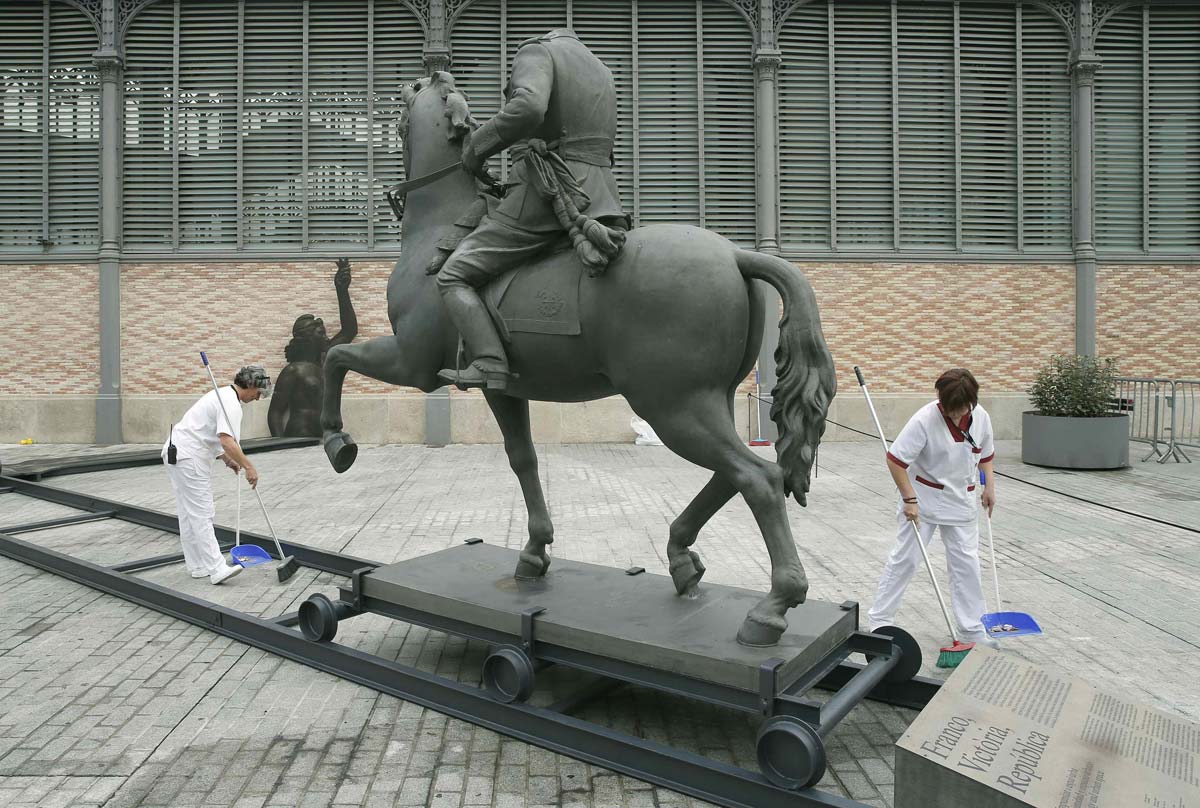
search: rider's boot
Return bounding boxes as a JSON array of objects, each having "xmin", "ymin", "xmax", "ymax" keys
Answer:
[{"xmin": 437, "ymin": 285, "xmax": 511, "ymax": 391}]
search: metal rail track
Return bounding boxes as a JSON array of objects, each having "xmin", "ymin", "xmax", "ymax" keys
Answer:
[{"xmin": 0, "ymin": 469, "xmax": 940, "ymax": 808}]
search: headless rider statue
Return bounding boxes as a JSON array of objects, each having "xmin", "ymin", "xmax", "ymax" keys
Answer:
[{"xmin": 435, "ymin": 29, "xmax": 629, "ymax": 391}]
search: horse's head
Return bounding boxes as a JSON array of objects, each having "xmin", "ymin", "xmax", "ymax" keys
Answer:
[{"xmin": 398, "ymin": 71, "xmax": 477, "ymax": 175}]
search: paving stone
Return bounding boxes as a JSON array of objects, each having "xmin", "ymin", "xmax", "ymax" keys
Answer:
[{"xmin": 1, "ymin": 441, "xmax": 1197, "ymax": 807}]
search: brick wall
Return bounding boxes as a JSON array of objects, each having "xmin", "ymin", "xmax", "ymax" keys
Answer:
[
  {"xmin": 800, "ymin": 262, "xmax": 1077, "ymax": 395},
  {"xmin": 0, "ymin": 264, "xmax": 99, "ymax": 394},
  {"xmin": 120, "ymin": 261, "xmax": 396, "ymax": 395},
  {"xmin": 1097, "ymin": 264, "xmax": 1200, "ymax": 379},
  {"xmin": 6, "ymin": 260, "xmax": 1197, "ymax": 435}
]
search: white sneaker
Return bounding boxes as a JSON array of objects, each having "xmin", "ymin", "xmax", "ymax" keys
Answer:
[
  {"xmin": 963, "ymin": 632, "xmax": 1000, "ymax": 649},
  {"xmin": 189, "ymin": 570, "xmax": 209, "ymax": 579},
  {"xmin": 210, "ymin": 564, "xmax": 243, "ymax": 585}
]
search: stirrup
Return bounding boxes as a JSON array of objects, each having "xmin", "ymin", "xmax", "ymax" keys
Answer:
[{"xmin": 438, "ymin": 365, "xmax": 510, "ymax": 392}]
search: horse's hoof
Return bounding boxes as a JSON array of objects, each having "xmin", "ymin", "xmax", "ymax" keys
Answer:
[
  {"xmin": 669, "ymin": 551, "xmax": 706, "ymax": 596},
  {"xmin": 324, "ymin": 431, "xmax": 358, "ymax": 473},
  {"xmin": 514, "ymin": 551, "xmax": 550, "ymax": 579},
  {"xmin": 736, "ymin": 614, "xmax": 787, "ymax": 647}
]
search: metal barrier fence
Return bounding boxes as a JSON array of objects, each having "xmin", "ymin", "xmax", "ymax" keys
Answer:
[
  {"xmin": 1113, "ymin": 377, "xmax": 1169, "ymax": 462},
  {"xmin": 1165, "ymin": 380, "xmax": 1198, "ymax": 462}
]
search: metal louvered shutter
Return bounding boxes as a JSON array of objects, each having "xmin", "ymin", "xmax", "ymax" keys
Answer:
[
  {"xmin": 1020, "ymin": 4, "xmax": 1071, "ymax": 252},
  {"xmin": 123, "ymin": 0, "xmax": 423, "ymax": 252},
  {"xmin": 177, "ymin": 0, "xmax": 239, "ymax": 249},
  {"xmin": 635, "ymin": 2, "xmax": 699, "ymax": 226},
  {"xmin": 308, "ymin": 0, "xmax": 370, "ymax": 245},
  {"xmin": 1147, "ymin": 6, "xmax": 1200, "ymax": 252},
  {"xmin": 700, "ymin": 0, "xmax": 755, "ymax": 246},
  {"xmin": 122, "ymin": 1, "xmax": 175, "ymax": 248},
  {"xmin": 0, "ymin": 2, "xmax": 49, "ymax": 249},
  {"xmin": 833, "ymin": 0, "xmax": 893, "ymax": 249},
  {"xmin": 0, "ymin": 1, "xmax": 99, "ymax": 252},
  {"xmin": 959, "ymin": 3, "xmax": 1018, "ymax": 252},
  {"xmin": 897, "ymin": 1, "xmax": 955, "ymax": 250},
  {"xmin": 47, "ymin": 2, "xmax": 100, "ymax": 249},
  {"xmin": 372, "ymin": 2, "xmax": 425, "ymax": 248},
  {"xmin": 778, "ymin": 3, "xmax": 831, "ymax": 250},
  {"xmin": 241, "ymin": 0, "xmax": 304, "ymax": 248},
  {"xmin": 1095, "ymin": 7, "xmax": 1143, "ymax": 252}
]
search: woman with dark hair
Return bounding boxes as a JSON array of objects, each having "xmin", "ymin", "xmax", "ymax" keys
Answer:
[{"xmin": 866, "ymin": 368, "xmax": 997, "ymax": 646}]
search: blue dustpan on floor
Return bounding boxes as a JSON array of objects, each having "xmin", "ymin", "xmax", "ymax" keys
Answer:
[
  {"xmin": 982, "ymin": 499, "xmax": 1042, "ymax": 638},
  {"xmin": 982, "ymin": 610, "xmax": 1043, "ymax": 637},
  {"xmin": 229, "ymin": 476, "xmax": 272, "ymax": 567},
  {"xmin": 231, "ymin": 543, "xmax": 273, "ymax": 567}
]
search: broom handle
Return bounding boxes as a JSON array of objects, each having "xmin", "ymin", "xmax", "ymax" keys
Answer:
[
  {"xmin": 856, "ymin": 366, "xmax": 960, "ymax": 644},
  {"xmin": 251, "ymin": 486, "xmax": 288, "ymax": 559},
  {"xmin": 235, "ymin": 472, "xmax": 241, "ymax": 547},
  {"xmin": 987, "ymin": 512, "xmax": 1001, "ymax": 610}
]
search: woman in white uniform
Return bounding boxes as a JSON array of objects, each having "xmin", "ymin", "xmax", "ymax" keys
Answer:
[
  {"xmin": 162, "ymin": 366, "xmax": 270, "ymax": 584},
  {"xmin": 866, "ymin": 368, "xmax": 997, "ymax": 645}
]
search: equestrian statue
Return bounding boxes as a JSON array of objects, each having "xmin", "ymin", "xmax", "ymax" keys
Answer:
[{"xmin": 320, "ymin": 30, "xmax": 837, "ymax": 647}]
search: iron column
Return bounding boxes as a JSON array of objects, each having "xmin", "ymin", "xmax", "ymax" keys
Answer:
[
  {"xmin": 1070, "ymin": 0, "xmax": 1100, "ymax": 356},
  {"xmin": 753, "ymin": 43, "xmax": 782, "ymax": 441},
  {"xmin": 95, "ymin": 49, "xmax": 123, "ymax": 443}
]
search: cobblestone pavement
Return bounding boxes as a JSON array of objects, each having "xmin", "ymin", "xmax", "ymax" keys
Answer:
[{"xmin": 1, "ymin": 440, "xmax": 1197, "ymax": 807}]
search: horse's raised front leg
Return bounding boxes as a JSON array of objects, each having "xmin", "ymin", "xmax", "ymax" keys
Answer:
[
  {"xmin": 484, "ymin": 391, "xmax": 554, "ymax": 579},
  {"xmin": 321, "ymin": 335, "xmax": 414, "ymax": 473}
]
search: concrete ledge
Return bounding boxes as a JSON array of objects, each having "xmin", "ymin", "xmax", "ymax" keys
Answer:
[
  {"xmin": 1, "ymin": 392, "xmax": 1028, "ymax": 444},
  {"xmin": 0, "ymin": 395, "xmax": 97, "ymax": 443},
  {"xmin": 823, "ymin": 393, "xmax": 1030, "ymax": 442}
]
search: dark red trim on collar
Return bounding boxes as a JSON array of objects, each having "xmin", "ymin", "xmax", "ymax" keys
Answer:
[{"xmin": 937, "ymin": 402, "xmax": 972, "ymax": 443}]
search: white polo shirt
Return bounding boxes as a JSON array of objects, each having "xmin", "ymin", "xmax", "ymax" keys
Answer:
[
  {"xmin": 163, "ymin": 386, "xmax": 243, "ymax": 463},
  {"xmin": 886, "ymin": 400, "xmax": 994, "ymax": 525}
]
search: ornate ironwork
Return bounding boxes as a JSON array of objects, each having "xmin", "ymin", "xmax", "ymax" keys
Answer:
[
  {"xmin": 116, "ymin": 0, "xmax": 163, "ymax": 48},
  {"xmin": 773, "ymin": 0, "xmax": 807, "ymax": 32},
  {"xmin": 400, "ymin": 0, "xmax": 432, "ymax": 36},
  {"xmin": 95, "ymin": 54, "xmax": 123, "ymax": 82},
  {"xmin": 1029, "ymin": 0, "xmax": 1077, "ymax": 42},
  {"xmin": 60, "ymin": 0, "xmax": 103, "ymax": 41},
  {"xmin": 1092, "ymin": 0, "xmax": 1141, "ymax": 41},
  {"xmin": 722, "ymin": 0, "xmax": 759, "ymax": 36},
  {"xmin": 446, "ymin": 0, "xmax": 474, "ymax": 33}
]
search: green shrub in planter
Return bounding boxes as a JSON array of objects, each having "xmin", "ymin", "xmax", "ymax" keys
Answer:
[
  {"xmin": 1023, "ymin": 354, "xmax": 1127, "ymax": 469},
  {"xmin": 1028, "ymin": 354, "xmax": 1119, "ymax": 417}
]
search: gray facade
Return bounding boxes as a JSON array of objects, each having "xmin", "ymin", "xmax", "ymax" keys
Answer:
[{"xmin": 0, "ymin": 0, "xmax": 1197, "ymax": 441}]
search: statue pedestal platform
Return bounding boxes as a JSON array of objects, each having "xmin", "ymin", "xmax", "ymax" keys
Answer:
[{"xmin": 346, "ymin": 542, "xmax": 857, "ymax": 695}]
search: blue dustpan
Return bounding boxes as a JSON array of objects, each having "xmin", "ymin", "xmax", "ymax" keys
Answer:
[
  {"xmin": 981, "ymin": 485, "xmax": 1042, "ymax": 638},
  {"xmin": 229, "ymin": 472, "xmax": 272, "ymax": 567},
  {"xmin": 982, "ymin": 610, "xmax": 1043, "ymax": 637},
  {"xmin": 231, "ymin": 543, "xmax": 273, "ymax": 567}
]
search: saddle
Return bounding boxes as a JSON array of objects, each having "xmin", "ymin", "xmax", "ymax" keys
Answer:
[{"xmin": 483, "ymin": 244, "xmax": 584, "ymax": 341}]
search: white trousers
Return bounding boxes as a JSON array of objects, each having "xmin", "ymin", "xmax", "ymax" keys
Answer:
[
  {"xmin": 866, "ymin": 513, "xmax": 987, "ymax": 638},
  {"xmin": 165, "ymin": 457, "xmax": 227, "ymax": 576}
]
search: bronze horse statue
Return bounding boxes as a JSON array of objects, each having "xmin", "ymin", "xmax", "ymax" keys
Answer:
[{"xmin": 320, "ymin": 72, "xmax": 837, "ymax": 647}]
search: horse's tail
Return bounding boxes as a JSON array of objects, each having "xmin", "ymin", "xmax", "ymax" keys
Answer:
[{"xmin": 735, "ymin": 249, "xmax": 836, "ymax": 506}]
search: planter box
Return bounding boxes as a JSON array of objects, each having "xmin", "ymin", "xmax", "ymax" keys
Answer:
[{"xmin": 1021, "ymin": 412, "xmax": 1130, "ymax": 470}]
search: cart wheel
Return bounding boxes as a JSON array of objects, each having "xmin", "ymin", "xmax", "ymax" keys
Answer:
[
  {"xmin": 482, "ymin": 646, "xmax": 536, "ymax": 703},
  {"xmin": 872, "ymin": 625, "xmax": 922, "ymax": 683},
  {"xmin": 299, "ymin": 593, "xmax": 340, "ymax": 643},
  {"xmin": 756, "ymin": 716, "xmax": 826, "ymax": 790}
]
